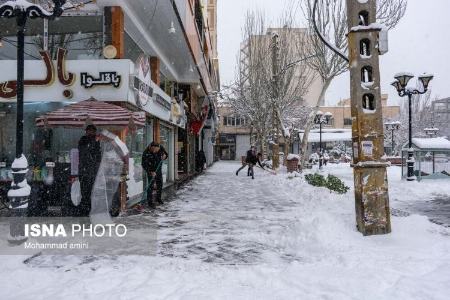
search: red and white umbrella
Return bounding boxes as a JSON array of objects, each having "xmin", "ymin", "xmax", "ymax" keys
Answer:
[{"xmin": 35, "ymin": 98, "xmax": 145, "ymax": 129}]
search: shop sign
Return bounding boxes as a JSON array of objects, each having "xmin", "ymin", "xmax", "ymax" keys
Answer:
[
  {"xmin": 132, "ymin": 55, "xmax": 153, "ymax": 108},
  {"xmin": 0, "ymin": 48, "xmax": 131, "ymax": 102},
  {"xmin": 154, "ymin": 93, "xmax": 171, "ymax": 110},
  {"xmin": 0, "ymin": 48, "xmax": 74, "ymax": 99},
  {"xmin": 80, "ymin": 72, "xmax": 121, "ymax": 89}
]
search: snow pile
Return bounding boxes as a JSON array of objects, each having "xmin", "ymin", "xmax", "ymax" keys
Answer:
[
  {"xmin": 412, "ymin": 137, "xmax": 450, "ymax": 149},
  {"xmin": 2, "ymin": 0, "xmax": 53, "ymax": 16},
  {"xmin": 350, "ymin": 22, "xmax": 387, "ymax": 32},
  {"xmin": 11, "ymin": 154, "xmax": 28, "ymax": 171},
  {"xmin": 0, "ymin": 162, "xmax": 450, "ymax": 299},
  {"xmin": 286, "ymin": 154, "xmax": 300, "ymax": 161},
  {"xmin": 7, "ymin": 179, "xmax": 31, "ymax": 198}
]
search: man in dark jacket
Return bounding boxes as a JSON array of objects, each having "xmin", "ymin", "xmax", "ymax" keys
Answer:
[
  {"xmin": 78, "ymin": 125, "xmax": 101, "ymax": 216},
  {"xmin": 235, "ymin": 147, "xmax": 264, "ymax": 179},
  {"xmin": 196, "ymin": 150, "xmax": 206, "ymax": 173},
  {"xmin": 142, "ymin": 141, "xmax": 168, "ymax": 208}
]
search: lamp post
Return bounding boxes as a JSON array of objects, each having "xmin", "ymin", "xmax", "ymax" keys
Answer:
[
  {"xmin": 314, "ymin": 111, "xmax": 332, "ymax": 169},
  {"xmin": 0, "ymin": 0, "xmax": 66, "ymax": 243},
  {"xmin": 424, "ymin": 127, "xmax": 439, "ymax": 138},
  {"xmin": 384, "ymin": 121, "xmax": 400, "ymax": 156},
  {"xmin": 391, "ymin": 73, "xmax": 434, "ymax": 181}
]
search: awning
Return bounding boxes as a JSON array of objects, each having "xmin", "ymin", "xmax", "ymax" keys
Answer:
[
  {"xmin": 35, "ymin": 98, "xmax": 145, "ymax": 129},
  {"xmin": 189, "ymin": 96, "xmax": 211, "ymax": 135}
]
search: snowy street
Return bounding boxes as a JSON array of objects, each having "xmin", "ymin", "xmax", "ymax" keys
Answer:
[{"xmin": 1, "ymin": 161, "xmax": 450, "ymax": 299}]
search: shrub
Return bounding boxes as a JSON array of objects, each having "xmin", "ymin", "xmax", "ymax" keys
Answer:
[
  {"xmin": 304, "ymin": 173, "xmax": 327, "ymax": 187},
  {"xmin": 326, "ymin": 175, "xmax": 350, "ymax": 194},
  {"xmin": 304, "ymin": 173, "xmax": 350, "ymax": 194}
]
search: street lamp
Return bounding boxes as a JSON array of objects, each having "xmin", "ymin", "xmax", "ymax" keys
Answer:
[
  {"xmin": 384, "ymin": 121, "xmax": 400, "ymax": 156},
  {"xmin": 424, "ymin": 127, "xmax": 439, "ymax": 137},
  {"xmin": 391, "ymin": 72, "xmax": 434, "ymax": 181},
  {"xmin": 314, "ymin": 111, "xmax": 333, "ymax": 169},
  {"xmin": 0, "ymin": 0, "xmax": 66, "ymax": 243}
]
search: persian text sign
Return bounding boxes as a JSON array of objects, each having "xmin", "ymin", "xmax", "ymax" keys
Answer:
[{"xmin": 0, "ymin": 56, "xmax": 132, "ymax": 102}]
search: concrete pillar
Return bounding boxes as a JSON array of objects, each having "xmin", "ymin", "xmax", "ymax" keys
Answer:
[{"xmin": 347, "ymin": 0, "xmax": 391, "ymax": 235}]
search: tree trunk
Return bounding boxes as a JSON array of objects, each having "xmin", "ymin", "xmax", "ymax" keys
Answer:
[
  {"xmin": 284, "ymin": 135, "xmax": 291, "ymax": 166},
  {"xmin": 300, "ymin": 78, "xmax": 332, "ymax": 166}
]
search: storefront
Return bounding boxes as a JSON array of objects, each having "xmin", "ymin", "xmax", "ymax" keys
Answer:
[
  {"xmin": 217, "ymin": 134, "xmax": 237, "ymax": 160},
  {"xmin": 0, "ymin": 48, "xmax": 186, "ymax": 214}
]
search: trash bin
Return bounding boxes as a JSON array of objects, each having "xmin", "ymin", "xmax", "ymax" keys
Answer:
[{"xmin": 286, "ymin": 155, "xmax": 299, "ymax": 173}]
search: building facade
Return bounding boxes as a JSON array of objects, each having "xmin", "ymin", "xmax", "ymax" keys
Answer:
[
  {"xmin": 216, "ymin": 104, "xmax": 251, "ymax": 160},
  {"xmin": 432, "ymin": 97, "xmax": 450, "ymax": 138},
  {"xmin": 217, "ymin": 26, "xmax": 323, "ymax": 160},
  {"xmin": 0, "ymin": 0, "xmax": 220, "ymax": 213}
]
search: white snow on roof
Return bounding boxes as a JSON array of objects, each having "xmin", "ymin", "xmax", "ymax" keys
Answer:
[
  {"xmin": 299, "ymin": 129, "xmax": 352, "ymax": 143},
  {"xmin": 412, "ymin": 137, "xmax": 450, "ymax": 150}
]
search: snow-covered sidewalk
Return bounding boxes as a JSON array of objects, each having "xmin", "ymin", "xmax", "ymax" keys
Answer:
[{"xmin": 1, "ymin": 161, "xmax": 450, "ymax": 299}]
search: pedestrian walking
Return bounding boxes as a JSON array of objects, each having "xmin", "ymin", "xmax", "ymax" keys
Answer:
[
  {"xmin": 78, "ymin": 124, "xmax": 101, "ymax": 216},
  {"xmin": 196, "ymin": 149, "xmax": 206, "ymax": 172},
  {"xmin": 236, "ymin": 147, "xmax": 264, "ymax": 179},
  {"xmin": 141, "ymin": 141, "xmax": 168, "ymax": 208}
]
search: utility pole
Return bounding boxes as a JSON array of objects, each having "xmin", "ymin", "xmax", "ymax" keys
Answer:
[
  {"xmin": 346, "ymin": 0, "xmax": 391, "ymax": 235},
  {"xmin": 271, "ymin": 33, "xmax": 280, "ymax": 169}
]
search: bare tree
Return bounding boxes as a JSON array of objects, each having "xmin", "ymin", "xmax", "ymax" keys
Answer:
[
  {"xmin": 224, "ymin": 10, "xmax": 272, "ymax": 156},
  {"xmin": 227, "ymin": 7, "xmax": 315, "ymax": 163},
  {"xmin": 269, "ymin": 8, "xmax": 315, "ymax": 162},
  {"xmin": 299, "ymin": 0, "xmax": 407, "ymax": 164}
]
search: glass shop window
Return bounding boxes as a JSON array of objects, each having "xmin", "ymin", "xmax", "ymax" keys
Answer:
[
  {"xmin": 160, "ymin": 125, "xmax": 173, "ymax": 184},
  {"xmin": 0, "ymin": 18, "xmax": 44, "ymax": 60},
  {"xmin": 48, "ymin": 15, "xmax": 104, "ymax": 60}
]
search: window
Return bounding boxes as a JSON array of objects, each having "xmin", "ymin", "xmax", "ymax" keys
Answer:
[
  {"xmin": 360, "ymin": 39, "xmax": 371, "ymax": 56},
  {"xmin": 361, "ymin": 66, "xmax": 373, "ymax": 83},
  {"xmin": 436, "ymin": 112, "xmax": 448, "ymax": 121},
  {"xmin": 434, "ymin": 102, "xmax": 447, "ymax": 111},
  {"xmin": 344, "ymin": 118, "xmax": 353, "ymax": 126},
  {"xmin": 358, "ymin": 11, "xmax": 369, "ymax": 26},
  {"xmin": 362, "ymin": 94, "xmax": 376, "ymax": 111}
]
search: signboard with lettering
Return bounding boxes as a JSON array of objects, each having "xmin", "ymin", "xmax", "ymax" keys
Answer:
[
  {"xmin": 0, "ymin": 48, "xmax": 130, "ymax": 102},
  {"xmin": 0, "ymin": 48, "xmax": 186, "ymax": 128},
  {"xmin": 132, "ymin": 55, "xmax": 153, "ymax": 107}
]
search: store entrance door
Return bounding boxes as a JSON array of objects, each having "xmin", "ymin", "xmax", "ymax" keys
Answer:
[{"xmin": 220, "ymin": 145, "xmax": 236, "ymax": 160}]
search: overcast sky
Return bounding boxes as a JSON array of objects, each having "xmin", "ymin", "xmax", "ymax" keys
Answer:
[{"xmin": 218, "ymin": 0, "xmax": 450, "ymax": 105}]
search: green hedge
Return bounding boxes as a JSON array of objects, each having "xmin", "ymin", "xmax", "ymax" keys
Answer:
[{"xmin": 304, "ymin": 173, "xmax": 350, "ymax": 194}]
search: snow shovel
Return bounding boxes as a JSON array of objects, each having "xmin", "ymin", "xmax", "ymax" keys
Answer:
[
  {"xmin": 128, "ymin": 160, "xmax": 164, "ymax": 209},
  {"xmin": 256, "ymin": 165, "xmax": 277, "ymax": 175}
]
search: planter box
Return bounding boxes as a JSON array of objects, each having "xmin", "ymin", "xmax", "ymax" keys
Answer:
[{"xmin": 287, "ymin": 158, "xmax": 299, "ymax": 173}]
